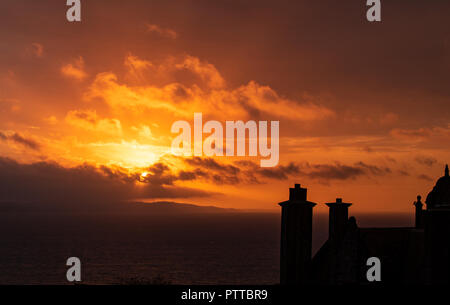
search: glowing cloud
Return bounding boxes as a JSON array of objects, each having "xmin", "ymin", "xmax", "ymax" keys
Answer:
[{"xmin": 61, "ymin": 57, "xmax": 87, "ymax": 80}]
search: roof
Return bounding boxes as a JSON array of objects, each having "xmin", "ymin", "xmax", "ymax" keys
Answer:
[
  {"xmin": 310, "ymin": 223, "xmax": 425, "ymax": 283},
  {"xmin": 426, "ymin": 165, "xmax": 450, "ymax": 209}
]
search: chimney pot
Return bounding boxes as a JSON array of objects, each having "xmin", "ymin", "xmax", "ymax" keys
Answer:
[{"xmin": 289, "ymin": 184, "xmax": 307, "ymax": 201}]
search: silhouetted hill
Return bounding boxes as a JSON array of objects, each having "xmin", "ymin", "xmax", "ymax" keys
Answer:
[
  {"xmin": 0, "ymin": 200, "xmax": 239, "ymax": 214},
  {"xmin": 129, "ymin": 201, "xmax": 239, "ymax": 214}
]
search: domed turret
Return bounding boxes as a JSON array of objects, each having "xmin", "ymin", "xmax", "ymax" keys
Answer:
[{"xmin": 425, "ymin": 164, "xmax": 450, "ymax": 209}]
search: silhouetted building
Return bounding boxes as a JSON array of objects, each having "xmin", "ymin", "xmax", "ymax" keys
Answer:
[
  {"xmin": 279, "ymin": 165, "xmax": 450, "ymax": 284},
  {"xmin": 424, "ymin": 164, "xmax": 450, "ymax": 284}
]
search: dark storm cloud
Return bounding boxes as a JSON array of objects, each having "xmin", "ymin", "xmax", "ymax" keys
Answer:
[
  {"xmin": 304, "ymin": 162, "xmax": 390, "ymax": 181},
  {"xmin": 182, "ymin": 157, "xmax": 392, "ymax": 185},
  {"xmin": 355, "ymin": 162, "xmax": 392, "ymax": 175},
  {"xmin": 185, "ymin": 157, "xmax": 240, "ymax": 175},
  {"xmin": 0, "ymin": 154, "xmax": 398, "ymax": 205},
  {"xmin": 304, "ymin": 164, "xmax": 365, "ymax": 180},
  {"xmin": 0, "ymin": 157, "xmax": 212, "ymax": 204},
  {"xmin": 211, "ymin": 174, "xmax": 240, "ymax": 185},
  {"xmin": 0, "ymin": 131, "xmax": 40, "ymax": 150},
  {"xmin": 256, "ymin": 163, "xmax": 301, "ymax": 180},
  {"xmin": 140, "ymin": 162, "xmax": 176, "ymax": 185},
  {"xmin": 180, "ymin": 158, "xmax": 243, "ymax": 185}
]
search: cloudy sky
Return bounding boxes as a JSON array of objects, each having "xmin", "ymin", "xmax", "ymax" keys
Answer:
[{"xmin": 0, "ymin": 0, "xmax": 449, "ymax": 212}]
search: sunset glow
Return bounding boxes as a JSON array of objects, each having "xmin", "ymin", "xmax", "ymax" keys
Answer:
[{"xmin": 0, "ymin": 1, "xmax": 449, "ymax": 213}]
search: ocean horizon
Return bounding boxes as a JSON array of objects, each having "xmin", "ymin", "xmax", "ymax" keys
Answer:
[{"xmin": 0, "ymin": 205, "xmax": 414, "ymax": 285}]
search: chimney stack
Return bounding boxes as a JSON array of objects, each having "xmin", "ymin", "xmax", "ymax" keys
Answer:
[
  {"xmin": 279, "ymin": 184, "xmax": 316, "ymax": 284},
  {"xmin": 325, "ymin": 198, "xmax": 352, "ymax": 284},
  {"xmin": 326, "ymin": 198, "xmax": 352, "ymax": 243}
]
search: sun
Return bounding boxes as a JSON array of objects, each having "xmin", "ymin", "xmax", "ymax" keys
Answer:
[{"xmin": 141, "ymin": 172, "xmax": 148, "ymax": 178}]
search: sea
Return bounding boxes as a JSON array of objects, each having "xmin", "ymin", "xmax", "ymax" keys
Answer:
[{"xmin": 0, "ymin": 206, "xmax": 413, "ymax": 285}]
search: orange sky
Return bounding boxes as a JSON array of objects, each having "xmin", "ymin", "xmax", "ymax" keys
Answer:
[{"xmin": 0, "ymin": 0, "xmax": 449, "ymax": 213}]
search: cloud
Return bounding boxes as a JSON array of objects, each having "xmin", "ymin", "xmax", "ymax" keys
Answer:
[
  {"xmin": 85, "ymin": 54, "xmax": 334, "ymax": 121},
  {"xmin": 0, "ymin": 131, "xmax": 40, "ymax": 150},
  {"xmin": 398, "ymin": 170, "xmax": 410, "ymax": 176},
  {"xmin": 417, "ymin": 174, "xmax": 433, "ymax": 181},
  {"xmin": 256, "ymin": 163, "xmax": 301, "ymax": 180},
  {"xmin": 0, "ymin": 157, "xmax": 212, "ymax": 205},
  {"xmin": 146, "ymin": 24, "xmax": 177, "ymax": 39},
  {"xmin": 139, "ymin": 162, "xmax": 178, "ymax": 186},
  {"xmin": 379, "ymin": 112, "xmax": 398, "ymax": 126},
  {"xmin": 131, "ymin": 125, "xmax": 155, "ymax": 141},
  {"xmin": 44, "ymin": 116, "xmax": 58, "ymax": 125},
  {"xmin": 180, "ymin": 157, "xmax": 391, "ymax": 185},
  {"xmin": 61, "ymin": 57, "xmax": 87, "ymax": 80},
  {"xmin": 354, "ymin": 161, "xmax": 392, "ymax": 175},
  {"xmin": 124, "ymin": 54, "xmax": 153, "ymax": 82},
  {"xmin": 304, "ymin": 164, "xmax": 364, "ymax": 180},
  {"xmin": 0, "ymin": 99, "xmax": 20, "ymax": 114},
  {"xmin": 390, "ymin": 127, "xmax": 431, "ymax": 141},
  {"xmin": 175, "ymin": 56, "xmax": 225, "ymax": 89},
  {"xmin": 65, "ymin": 110, "xmax": 122, "ymax": 136},
  {"xmin": 185, "ymin": 157, "xmax": 240, "ymax": 175},
  {"xmin": 30, "ymin": 43, "xmax": 44, "ymax": 58},
  {"xmin": 415, "ymin": 155, "xmax": 437, "ymax": 167},
  {"xmin": 182, "ymin": 157, "xmax": 242, "ymax": 185},
  {"xmin": 390, "ymin": 125, "xmax": 450, "ymax": 142},
  {"xmin": 122, "ymin": 54, "xmax": 224, "ymax": 89}
]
